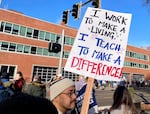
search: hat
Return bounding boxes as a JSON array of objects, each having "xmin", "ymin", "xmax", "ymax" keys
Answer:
[{"xmin": 50, "ymin": 78, "xmax": 75, "ymax": 100}]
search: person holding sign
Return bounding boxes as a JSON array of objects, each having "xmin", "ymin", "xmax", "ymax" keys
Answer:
[
  {"xmin": 76, "ymin": 77, "xmax": 99, "ymax": 114},
  {"xmin": 50, "ymin": 77, "xmax": 77, "ymax": 114}
]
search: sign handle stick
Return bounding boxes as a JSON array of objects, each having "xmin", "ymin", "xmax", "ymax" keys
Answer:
[{"xmin": 80, "ymin": 77, "xmax": 94, "ymax": 114}]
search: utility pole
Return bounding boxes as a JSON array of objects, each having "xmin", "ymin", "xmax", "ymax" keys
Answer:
[{"xmin": 57, "ymin": 29, "xmax": 64, "ymax": 75}]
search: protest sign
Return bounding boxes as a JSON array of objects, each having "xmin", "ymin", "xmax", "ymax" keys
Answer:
[{"xmin": 65, "ymin": 7, "xmax": 132, "ymax": 81}]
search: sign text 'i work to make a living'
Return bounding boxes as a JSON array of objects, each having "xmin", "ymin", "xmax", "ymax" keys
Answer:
[{"xmin": 65, "ymin": 7, "xmax": 132, "ymax": 81}]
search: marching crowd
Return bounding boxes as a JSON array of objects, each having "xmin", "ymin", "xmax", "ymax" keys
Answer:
[{"xmin": 0, "ymin": 71, "xmax": 139, "ymax": 114}]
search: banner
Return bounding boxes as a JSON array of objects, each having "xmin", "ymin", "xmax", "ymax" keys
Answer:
[{"xmin": 65, "ymin": 7, "xmax": 132, "ymax": 81}]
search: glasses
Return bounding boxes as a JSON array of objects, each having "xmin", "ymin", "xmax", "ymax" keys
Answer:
[{"xmin": 61, "ymin": 90, "xmax": 76, "ymax": 97}]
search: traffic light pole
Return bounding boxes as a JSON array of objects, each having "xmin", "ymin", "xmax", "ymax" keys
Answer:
[
  {"xmin": 81, "ymin": 0, "xmax": 92, "ymax": 7},
  {"xmin": 58, "ymin": 29, "xmax": 65, "ymax": 75}
]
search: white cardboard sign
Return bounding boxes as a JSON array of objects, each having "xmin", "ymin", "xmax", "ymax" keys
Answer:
[{"xmin": 65, "ymin": 7, "xmax": 132, "ymax": 81}]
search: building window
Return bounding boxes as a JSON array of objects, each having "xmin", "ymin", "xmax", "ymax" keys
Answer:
[
  {"xmin": 31, "ymin": 46, "xmax": 37, "ymax": 54},
  {"xmin": 43, "ymin": 48, "xmax": 49, "ymax": 56},
  {"xmin": 33, "ymin": 29, "xmax": 39, "ymax": 39},
  {"xmin": 32, "ymin": 66, "xmax": 78, "ymax": 83},
  {"xmin": 0, "ymin": 65, "xmax": 16, "ymax": 79},
  {"xmin": 124, "ymin": 61, "xmax": 149, "ymax": 70},
  {"xmin": 4, "ymin": 22, "xmax": 12, "ymax": 33},
  {"xmin": 45, "ymin": 32, "xmax": 50, "ymax": 41},
  {"xmin": 9, "ymin": 43, "xmax": 16, "ymax": 51},
  {"xmin": 1, "ymin": 42, "xmax": 9, "ymax": 50},
  {"xmin": 24, "ymin": 45, "xmax": 30, "ymax": 53},
  {"xmin": 56, "ymin": 35, "xmax": 61, "ymax": 43},
  {"xmin": 12, "ymin": 24, "xmax": 19, "ymax": 35},
  {"xmin": 20, "ymin": 26, "xmax": 26, "ymax": 36},
  {"xmin": 0, "ymin": 22, "xmax": 4, "ymax": 32},
  {"xmin": 32, "ymin": 66, "xmax": 57, "ymax": 83},
  {"xmin": 70, "ymin": 38, "xmax": 75, "ymax": 45},
  {"xmin": 37, "ymin": 47, "xmax": 43, "ymax": 55},
  {"xmin": 51, "ymin": 33, "xmax": 56, "ymax": 42},
  {"xmin": 9, "ymin": 66, "xmax": 16, "ymax": 79},
  {"xmin": 26, "ymin": 28, "xmax": 33, "ymax": 38},
  {"xmin": 39, "ymin": 31, "xmax": 45, "ymax": 40},
  {"xmin": 62, "ymin": 69, "xmax": 79, "ymax": 81},
  {"xmin": 64, "ymin": 37, "xmax": 70, "ymax": 45},
  {"xmin": 17, "ymin": 44, "xmax": 24, "ymax": 52},
  {"xmin": 63, "ymin": 51, "xmax": 69, "ymax": 58}
]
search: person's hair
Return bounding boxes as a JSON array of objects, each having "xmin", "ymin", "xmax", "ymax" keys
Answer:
[
  {"xmin": 109, "ymin": 86, "xmax": 138, "ymax": 113},
  {"xmin": 17, "ymin": 71, "xmax": 23, "ymax": 78},
  {"xmin": 0, "ymin": 92, "xmax": 58, "ymax": 114},
  {"xmin": 33, "ymin": 75, "xmax": 41, "ymax": 82}
]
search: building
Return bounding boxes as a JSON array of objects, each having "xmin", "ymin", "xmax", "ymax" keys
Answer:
[{"xmin": 0, "ymin": 8, "xmax": 150, "ymax": 83}]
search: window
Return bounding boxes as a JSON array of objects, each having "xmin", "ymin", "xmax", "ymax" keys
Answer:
[
  {"xmin": 0, "ymin": 65, "xmax": 16, "ymax": 79},
  {"xmin": 64, "ymin": 37, "xmax": 70, "ymax": 45},
  {"xmin": 51, "ymin": 33, "xmax": 56, "ymax": 42},
  {"xmin": 0, "ymin": 65, "xmax": 8, "ymax": 74},
  {"xmin": 17, "ymin": 44, "xmax": 23, "ymax": 52},
  {"xmin": 64, "ymin": 51, "xmax": 69, "ymax": 58},
  {"xmin": 31, "ymin": 46, "xmax": 36, "ymax": 54},
  {"xmin": 56, "ymin": 35, "xmax": 61, "ymax": 43},
  {"xmin": 24, "ymin": 45, "xmax": 30, "ymax": 53},
  {"xmin": 26, "ymin": 28, "xmax": 33, "ymax": 38},
  {"xmin": 12, "ymin": 24, "xmax": 19, "ymax": 35},
  {"xmin": 9, "ymin": 43, "xmax": 16, "ymax": 51},
  {"xmin": 54, "ymin": 52, "xmax": 60, "ymax": 57},
  {"xmin": 0, "ymin": 22, "xmax": 4, "ymax": 32},
  {"xmin": 8, "ymin": 66, "xmax": 15, "ymax": 79},
  {"xmin": 1, "ymin": 42, "xmax": 8, "ymax": 50},
  {"xmin": 33, "ymin": 29, "xmax": 39, "ymax": 39},
  {"xmin": 32, "ymin": 66, "xmax": 57, "ymax": 83},
  {"xmin": 37, "ymin": 47, "xmax": 43, "ymax": 55},
  {"xmin": 43, "ymin": 48, "xmax": 49, "ymax": 56},
  {"xmin": 4, "ymin": 22, "xmax": 12, "ymax": 33},
  {"xmin": 70, "ymin": 38, "xmax": 75, "ymax": 45},
  {"xmin": 45, "ymin": 32, "xmax": 50, "ymax": 41},
  {"xmin": 39, "ymin": 31, "xmax": 45, "ymax": 40},
  {"xmin": 20, "ymin": 26, "xmax": 26, "ymax": 36}
]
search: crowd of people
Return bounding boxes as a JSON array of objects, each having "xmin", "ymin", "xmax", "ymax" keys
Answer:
[{"xmin": 0, "ymin": 71, "xmax": 140, "ymax": 114}]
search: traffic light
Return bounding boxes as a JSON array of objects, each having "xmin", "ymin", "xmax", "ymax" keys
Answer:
[
  {"xmin": 72, "ymin": 3, "xmax": 80, "ymax": 19},
  {"xmin": 48, "ymin": 42, "xmax": 61, "ymax": 53},
  {"xmin": 92, "ymin": 0, "xmax": 100, "ymax": 8},
  {"xmin": 62, "ymin": 10, "xmax": 69, "ymax": 24}
]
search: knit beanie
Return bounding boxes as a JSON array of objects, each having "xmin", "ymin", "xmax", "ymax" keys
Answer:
[{"xmin": 50, "ymin": 78, "xmax": 75, "ymax": 101}]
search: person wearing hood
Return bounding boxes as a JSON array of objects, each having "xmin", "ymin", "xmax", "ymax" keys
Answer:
[{"xmin": 26, "ymin": 75, "xmax": 46, "ymax": 98}]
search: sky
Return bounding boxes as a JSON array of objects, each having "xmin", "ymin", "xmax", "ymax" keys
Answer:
[{"xmin": 0, "ymin": 0, "xmax": 150, "ymax": 48}]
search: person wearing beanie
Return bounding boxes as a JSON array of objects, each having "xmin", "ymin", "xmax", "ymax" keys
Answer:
[{"xmin": 50, "ymin": 77, "xmax": 77, "ymax": 114}]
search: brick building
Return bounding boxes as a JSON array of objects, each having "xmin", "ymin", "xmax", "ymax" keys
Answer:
[{"xmin": 0, "ymin": 8, "xmax": 150, "ymax": 83}]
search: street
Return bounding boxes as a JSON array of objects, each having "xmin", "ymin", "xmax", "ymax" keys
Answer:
[
  {"xmin": 95, "ymin": 87, "xmax": 150, "ymax": 113},
  {"xmin": 95, "ymin": 87, "xmax": 150, "ymax": 106}
]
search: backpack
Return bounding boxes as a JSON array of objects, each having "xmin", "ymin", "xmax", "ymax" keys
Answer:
[{"xmin": 0, "ymin": 87, "xmax": 14, "ymax": 102}]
